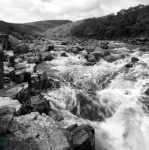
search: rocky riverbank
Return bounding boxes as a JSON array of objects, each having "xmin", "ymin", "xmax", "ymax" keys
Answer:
[{"xmin": 1, "ymin": 36, "xmax": 149, "ymax": 150}]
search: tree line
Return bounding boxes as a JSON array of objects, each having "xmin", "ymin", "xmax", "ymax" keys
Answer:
[{"xmin": 70, "ymin": 4, "xmax": 149, "ymax": 39}]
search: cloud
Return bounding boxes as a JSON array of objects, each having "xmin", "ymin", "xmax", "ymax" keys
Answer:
[{"xmin": 0, "ymin": 0, "xmax": 148, "ymax": 23}]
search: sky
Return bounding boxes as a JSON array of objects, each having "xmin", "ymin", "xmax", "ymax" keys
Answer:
[{"xmin": 0, "ymin": 0, "xmax": 148, "ymax": 23}]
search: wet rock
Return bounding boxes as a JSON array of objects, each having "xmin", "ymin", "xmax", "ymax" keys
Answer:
[
  {"xmin": 144, "ymin": 88, "xmax": 149, "ymax": 96},
  {"xmin": 0, "ymin": 82, "xmax": 30, "ymax": 101},
  {"xmin": 61, "ymin": 41, "xmax": 68, "ymax": 45},
  {"xmin": 125, "ymin": 63, "xmax": 133, "ymax": 68},
  {"xmin": 139, "ymin": 47, "xmax": 149, "ymax": 52},
  {"xmin": 83, "ymin": 62, "xmax": 96, "ymax": 66},
  {"xmin": 46, "ymin": 44, "xmax": 54, "ymax": 51},
  {"xmin": 15, "ymin": 69, "xmax": 25, "ymax": 84},
  {"xmin": 91, "ymin": 51, "xmax": 104, "ymax": 61},
  {"xmin": 42, "ymin": 77, "xmax": 61, "ymax": 91},
  {"xmin": 87, "ymin": 56, "xmax": 96, "ymax": 63},
  {"xmin": 60, "ymin": 51, "xmax": 68, "ymax": 57},
  {"xmin": 30, "ymin": 74, "xmax": 41, "ymax": 90},
  {"xmin": 101, "ymin": 42, "xmax": 108, "ymax": 49},
  {"xmin": 131, "ymin": 57, "xmax": 139, "ymax": 63},
  {"xmin": 30, "ymin": 95, "xmax": 51, "ymax": 114},
  {"xmin": 44, "ymin": 53, "xmax": 54, "ymax": 61},
  {"xmin": 38, "ymin": 70, "xmax": 48, "ymax": 83},
  {"xmin": 51, "ymin": 124, "xmax": 95, "ymax": 150}
]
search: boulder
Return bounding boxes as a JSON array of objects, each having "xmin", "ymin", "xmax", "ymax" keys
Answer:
[
  {"xmin": 101, "ymin": 42, "xmax": 108, "ymax": 49},
  {"xmin": 14, "ymin": 57, "xmax": 23, "ymax": 63},
  {"xmin": 131, "ymin": 57, "xmax": 139, "ymax": 63},
  {"xmin": 0, "ymin": 83, "xmax": 30, "ymax": 101},
  {"xmin": 91, "ymin": 51, "xmax": 104, "ymax": 61},
  {"xmin": 83, "ymin": 62, "xmax": 96, "ymax": 66},
  {"xmin": 0, "ymin": 107, "xmax": 15, "ymax": 134},
  {"xmin": 15, "ymin": 69, "xmax": 25, "ymax": 84},
  {"xmin": 15, "ymin": 62, "xmax": 28, "ymax": 69},
  {"xmin": 30, "ymin": 74, "xmax": 41, "ymax": 90},
  {"xmin": 44, "ymin": 54, "xmax": 54, "ymax": 61},
  {"xmin": 4, "ymin": 66, "xmax": 15, "ymax": 82},
  {"xmin": 46, "ymin": 44, "xmax": 54, "ymax": 51},
  {"xmin": 51, "ymin": 124, "xmax": 95, "ymax": 150},
  {"xmin": 144, "ymin": 88, "xmax": 149, "ymax": 96},
  {"xmin": 87, "ymin": 56, "xmax": 96, "ymax": 63},
  {"xmin": 30, "ymin": 95, "xmax": 51, "ymax": 114},
  {"xmin": 42, "ymin": 78, "xmax": 61, "ymax": 91},
  {"xmin": 7, "ymin": 112, "xmax": 59, "ymax": 150},
  {"xmin": 0, "ymin": 97, "xmax": 22, "ymax": 116},
  {"xmin": 125, "ymin": 63, "xmax": 133, "ymax": 68},
  {"xmin": 14, "ymin": 44, "xmax": 29, "ymax": 55},
  {"xmin": 60, "ymin": 51, "xmax": 68, "ymax": 57},
  {"xmin": 38, "ymin": 70, "xmax": 48, "ymax": 83}
]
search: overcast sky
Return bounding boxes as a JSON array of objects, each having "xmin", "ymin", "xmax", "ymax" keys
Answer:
[{"xmin": 0, "ymin": 0, "xmax": 148, "ymax": 23}]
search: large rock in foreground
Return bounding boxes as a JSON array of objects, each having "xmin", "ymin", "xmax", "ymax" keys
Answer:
[{"xmin": 0, "ymin": 112, "xmax": 95, "ymax": 150}]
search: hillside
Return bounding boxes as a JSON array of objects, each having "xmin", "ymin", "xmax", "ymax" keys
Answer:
[
  {"xmin": 45, "ymin": 4, "xmax": 149, "ymax": 39},
  {"xmin": 44, "ymin": 20, "xmax": 83, "ymax": 37},
  {"xmin": 0, "ymin": 20, "xmax": 72, "ymax": 35}
]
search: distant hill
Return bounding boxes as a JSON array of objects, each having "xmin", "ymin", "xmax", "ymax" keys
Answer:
[
  {"xmin": 0, "ymin": 20, "xmax": 72, "ymax": 35},
  {"xmin": 44, "ymin": 20, "xmax": 83, "ymax": 37},
  {"xmin": 45, "ymin": 4, "xmax": 149, "ymax": 39}
]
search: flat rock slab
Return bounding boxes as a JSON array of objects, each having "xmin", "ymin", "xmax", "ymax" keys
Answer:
[{"xmin": 0, "ymin": 82, "xmax": 29, "ymax": 98}]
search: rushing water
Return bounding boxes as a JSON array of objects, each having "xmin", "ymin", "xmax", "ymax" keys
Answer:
[{"xmin": 37, "ymin": 44, "xmax": 149, "ymax": 150}]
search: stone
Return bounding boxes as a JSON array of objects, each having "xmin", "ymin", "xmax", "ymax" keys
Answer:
[
  {"xmin": 15, "ymin": 69, "xmax": 25, "ymax": 84},
  {"xmin": 42, "ymin": 78, "xmax": 61, "ymax": 91},
  {"xmin": 144, "ymin": 88, "xmax": 149, "ymax": 96},
  {"xmin": 30, "ymin": 74, "xmax": 41, "ymax": 90},
  {"xmin": 5, "ymin": 112, "xmax": 58, "ymax": 150},
  {"xmin": 87, "ymin": 56, "xmax": 96, "ymax": 63},
  {"xmin": 0, "ymin": 83, "xmax": 30, "ymax": 101},
  {"xmin": 83, "ymin": 62, "xmax": 96, "ymax": 66},
  {"xmin": 50, "ymin": 124, "xmax": 95, "ymax": 150},
  {"xmin": 44, "ymin": 54, "xmax": 54, "ymax": 61},
  {"xmin": 30, "ymin": 96, "xmax": 51, "ymax": 114},
  {"xmin": 0, "ymin": 97, "xmax": 22, "ymax": 116},
  {"xmin": 14, "ymin": 44, "xmax": 29, "ymax": 55},
  {"xmin": 4, "ymin": 66, "xmax": 15, "ymax": 82},
  {"xmin": 125, "ymin": 63, "xmax": 133, "ymax": 68},
  {"xmin": 91, "ymin": 51, "xmax": 104, "ymax": 61},
  {"xmin": 15, "ymin": 62, "xmax": 27, "ymax": 69},
  {"xmin": 60, "ymin": 51, "xmax": 68, "ymax": 57},
  {"xmin": 0, "ymin": 106, "xmax": 15, "ymax": 134},
  {"xmin": 7, "ymin": 55, "xmax": 14, "ymax": 67},
  {"xmin": 131, "ymin": 57, "xmax": 139, "ymax": 63}
]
